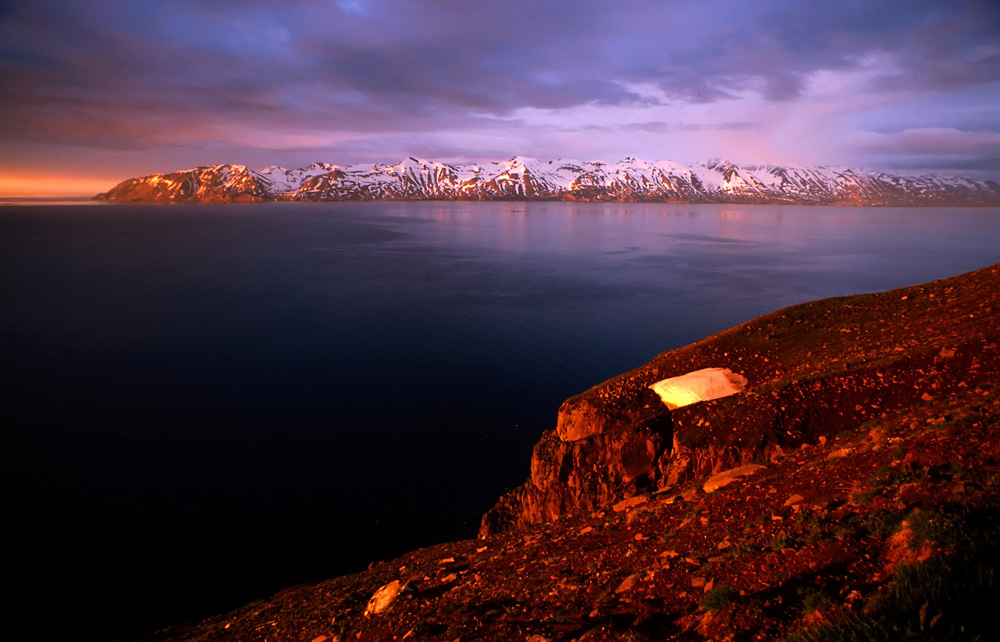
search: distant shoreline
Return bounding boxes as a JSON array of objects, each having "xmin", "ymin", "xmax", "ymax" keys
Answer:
[
  {"xmin": 0, "ymin": 197, "xmax": 109, "ymax": 206},
  {"xmin": 93, "ymin": 158, "xmax": 1000, "ymax": 207}
]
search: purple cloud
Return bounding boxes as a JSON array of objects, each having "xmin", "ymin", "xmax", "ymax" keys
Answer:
[{"xmin": 0, "ymin": 0, "xmax": 998, "ymax": 182}]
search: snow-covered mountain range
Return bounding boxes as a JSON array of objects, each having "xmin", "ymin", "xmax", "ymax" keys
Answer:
[{"xmin": 95, "ymin": 157, "xmax": 1000, "ymax": 206}]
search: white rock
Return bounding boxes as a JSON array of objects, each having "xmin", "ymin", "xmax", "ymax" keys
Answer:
[
  {"xmin": 364, "ymin": 580, "xmax": 402, "ymax": 617},
  {"xmin": 649, "ymin": 368, "xmax": 747, "ymax": 410}
]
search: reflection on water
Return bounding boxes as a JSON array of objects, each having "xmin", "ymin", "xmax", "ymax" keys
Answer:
[{"xmin": 2, "ymin": 201, "xmax": 998, "ymax": 639}]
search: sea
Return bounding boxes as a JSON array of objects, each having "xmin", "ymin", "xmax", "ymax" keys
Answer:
[{"xmin": 2, "ymin": 201, "xmax": 998, "ymax": 640}]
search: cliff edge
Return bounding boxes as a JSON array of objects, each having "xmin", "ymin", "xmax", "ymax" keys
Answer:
[
  {"xmin": 481, "ymin": 265, "xmax": 1000, "ymax": 538},
  {"xmin": 140, "ymin": 265, "xmax": 1000, "ymax": 642}
]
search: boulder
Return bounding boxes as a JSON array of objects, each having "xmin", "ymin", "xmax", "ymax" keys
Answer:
[
  {"xmin": 365, "ymin": 580, "xmax": 402, "ymax": 617},
  {"xmin": 480, "ymin": 265, "xmax": 1000, "ymax": 537},
  {"xmin": 649, "ymin": 368, "xmax": 747, "ymax": 410}
]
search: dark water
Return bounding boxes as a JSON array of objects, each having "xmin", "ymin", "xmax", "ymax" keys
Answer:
[{"xmin": 2, "ymin": 201, "xmax": 998, "ymax": 639}]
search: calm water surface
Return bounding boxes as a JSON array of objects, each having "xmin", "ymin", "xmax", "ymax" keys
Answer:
[{"xmin": 2, "ymin": 201, "xmax": 998, "ymax": 639}]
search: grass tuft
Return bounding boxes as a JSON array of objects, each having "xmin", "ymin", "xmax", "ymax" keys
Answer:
[
  {"xmin": 701, "ymin": 584, "xmax": 740, "ymax": 612},
  {"xmin": 785, "ymin": 506, "xmax": 1000, "ymax": 642}
]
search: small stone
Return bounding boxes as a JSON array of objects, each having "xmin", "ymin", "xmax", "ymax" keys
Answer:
[
  {"xmin": 613, "ymin": 495, "xmax": 649, "ymax": 512},
  {"xmin": 703, "ymin": 464, "xmax": 765, "ymax": 493},
  {"xmin": 312, "ymin": 636, "xmax": 329, "ymax": 642},
  {"xmin": 691, "ymin": 577, "xmax": 706, "ymax": 588},
  {"xmin": 717, "ymin": 540, "xmax": 732, "ymax": 550},
  {"xmin": 784, "ymin": 494, "xmax": 805, "ymax": 507},
  {"xmin": 615, "ymin": 573, "xmax": 641, "ymax": 593}
]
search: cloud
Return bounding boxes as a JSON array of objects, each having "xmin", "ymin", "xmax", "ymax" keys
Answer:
[
  {"xmin": 0, "ymin": 0, "xmax": 998, "ymax": 177},
  {"xmin": 853, "ymin": 128, "xmax": 1000, "ymax": 174}
]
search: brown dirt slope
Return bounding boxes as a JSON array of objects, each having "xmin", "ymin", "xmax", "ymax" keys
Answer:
[
  {"xmin": 481, "ymin": 263, "xmax": 1000, "ymax": 535},
  {"xmin": 141, "ymin": 264, "xmax": 1000, "ymax": 642}
]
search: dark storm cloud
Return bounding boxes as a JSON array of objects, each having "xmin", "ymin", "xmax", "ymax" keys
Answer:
[
  {"xmin": 0, "ymin": 0, "xmax": 655, "ymax": 146},
  {"xmin": 0, "ymin": 0, "xmax": 998, "ymax": 170}
]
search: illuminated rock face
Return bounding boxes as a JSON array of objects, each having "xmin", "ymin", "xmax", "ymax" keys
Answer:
[
  {"xmin": 648, "ymin": 368, "xmax": 747, "ymax": 410},
  {"xmin": 482, "ymin": 266, "xmax": 1000, "ymax": 537},
  {"xmin": 95, "ymin": 158, "xmax": 1000, "ymax": 205}
]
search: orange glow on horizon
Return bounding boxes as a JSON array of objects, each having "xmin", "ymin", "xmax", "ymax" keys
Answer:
[{"xmin": 0, "ymin": 173, "xmax": 119, "ymax": 198}]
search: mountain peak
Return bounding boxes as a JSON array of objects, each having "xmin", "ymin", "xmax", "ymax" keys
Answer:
[{"xmin": 95, "ymin": 157, "xmax": 1000, "ymax": 206}]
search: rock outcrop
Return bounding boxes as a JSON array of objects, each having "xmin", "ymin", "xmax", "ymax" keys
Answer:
[
  {"xmin": 140, "ymin": 264, "xmax": 1000, "ymax": 642},
  {"xmin": 480, "ymin": 264, "xmax": 1000, "ymax": 536}
]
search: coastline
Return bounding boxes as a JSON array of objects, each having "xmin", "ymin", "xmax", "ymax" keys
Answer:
[{"xmin": 138, "ymin": 264, "xmax": 1000, "ymax": 642}]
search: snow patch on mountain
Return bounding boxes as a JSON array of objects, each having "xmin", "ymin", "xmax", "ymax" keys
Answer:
[{"xmin": 95, "ymin": 157, "xmax": 1000, "ymax": 206}]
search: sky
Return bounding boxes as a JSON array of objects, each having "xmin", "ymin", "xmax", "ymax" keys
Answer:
[{"xmin": 1, "ymin": 0, "xmax": 999, "ymax": 196}]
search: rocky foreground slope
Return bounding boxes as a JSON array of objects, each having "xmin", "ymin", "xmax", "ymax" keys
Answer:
[
  {"xmin": 142, "ymin": 265, "xmax": 1000, "ymax": 642},
  {"xmin": 95, "ymin": 157, "xmax": 1000, "ymax": 206}
]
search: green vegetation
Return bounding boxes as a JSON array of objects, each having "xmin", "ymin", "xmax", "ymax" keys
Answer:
[
  {"xmin": 803, "ymin": 516, "xmax": 828, "ymax": 545},
  {"xmin": 770, "ymin": 531, "xmax": 796, "ymax": 551},
  {"xmin": 907, "ymin": 505, "xmax": 992, "ymax": 553},
  {"xmin": 701, "ymin": 584, "xmax": 740, "ymax": 611},
  {"xmin": 863, "ymin": 509, "xmax": 908, "ymax": 539},
  {"xmin": 621, "ymin": 630, "xmax": 648, "ymax": 642},
  {"xmin": 854, "ymin": 466, "xmax": 925, "ymax": 506},
  {"xmin": 727, "ymin": 543, "xmax": 756, "ymax": 558},
  {"xmin": 785, "ymin": 506, "xmax": 1000, "ymax": 642},
  {"xmin": 833, "ymin": 514, "xmax": 861, "ymax": 541},
  {"xmin": 800, "ymin": 588, "xmax": 833, "ymax": 615}
]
